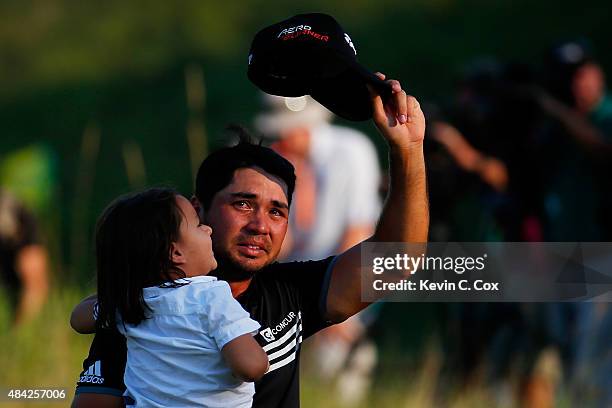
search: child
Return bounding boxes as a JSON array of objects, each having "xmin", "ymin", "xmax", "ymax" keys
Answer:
[{"xmin": 91, "ymin": 188, "xmax": 268, "ymax": 407}]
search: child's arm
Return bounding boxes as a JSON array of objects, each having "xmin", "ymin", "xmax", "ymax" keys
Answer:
[
  {"xmin": 70, "ymin": 294, "xmax": 97, "ymax": 334},
  {"xmin": 221, "ymin": 334, "xmax": 269, "ymax": 382}
]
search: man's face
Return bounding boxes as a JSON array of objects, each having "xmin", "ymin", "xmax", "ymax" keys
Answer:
[{"xmin": 201, "ymin": 166, "xmax": 289, "ymax": 279}]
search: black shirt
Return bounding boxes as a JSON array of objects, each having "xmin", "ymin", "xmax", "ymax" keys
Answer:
[{"xmin": 75, "ymin": 256, "xmax": 335, "ymax": 407}]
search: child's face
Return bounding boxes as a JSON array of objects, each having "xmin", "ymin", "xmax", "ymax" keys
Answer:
[{"xmin": 174, "ymin": 195, "xmax": 217, "ymax": 277}]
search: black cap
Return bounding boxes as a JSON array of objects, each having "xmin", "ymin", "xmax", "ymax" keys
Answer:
[{"xmin": 247, "ymin": 13, "xmax": 391, "ymax": 121}]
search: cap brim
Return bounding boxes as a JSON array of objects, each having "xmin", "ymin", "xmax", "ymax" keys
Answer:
[{"xmin": 309, "ymin": 61, "xmax": 392, "ymax": 121}]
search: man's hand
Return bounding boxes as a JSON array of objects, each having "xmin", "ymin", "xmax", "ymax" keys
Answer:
[{"xmin": 369, "ymin": 73, "xmax": 425, "ymax": 150}]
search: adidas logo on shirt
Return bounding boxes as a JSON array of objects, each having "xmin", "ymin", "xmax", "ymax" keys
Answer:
[{"xmin": 79, "ymin": 360, "xmax": 105, "ymax": 384}]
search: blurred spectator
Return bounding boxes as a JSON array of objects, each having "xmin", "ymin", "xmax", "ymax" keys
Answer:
[
  {"xmin": 447, "ymin": 60, "xmax": 548, "ymax": 241},
  {"xmin": 534, "ymin": 40, "xmax": 612, "ymax": 406},
  {"xmin": 425, "ymin": 115, "xmax": 511, "ymax": 242},
  {"xmin": 0, "ymin": 189, "xmax": 49, "ymax": 325},
  {"xmin": 537, "ymin": 39, "xmax": 612, "ymax": 240},
  {"xmin": 255, "ymin": 94, "xmax": 381, "ymax": 261},
  {"xmin": 425, "ymin": 60, "xmax": 540, "ymax": 243},
  {"xmin": 424, "ymin": 60, "xmax": 555, "ymax": 406},
  {"xmin": 431, "ymin": 121, "xmax": 509, "ymax": 193},
  {"xmin": 255, "ymin": 94, "xmax": 382, "ymax": 406}
]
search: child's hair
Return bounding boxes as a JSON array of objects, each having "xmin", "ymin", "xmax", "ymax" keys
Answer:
[{"xmin": 96, "ymin": 187, "xmax": 186, "ymax": 328}]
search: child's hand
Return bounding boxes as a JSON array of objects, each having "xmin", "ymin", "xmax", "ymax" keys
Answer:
[{"xmin": 70, "ymin": 294, "xmax": 98, "ymax": 334}]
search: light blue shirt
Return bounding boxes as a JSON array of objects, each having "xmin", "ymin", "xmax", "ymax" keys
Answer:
[{"xmin": 117, "ymin": 275, "xmax": 260, "ymax": 408}]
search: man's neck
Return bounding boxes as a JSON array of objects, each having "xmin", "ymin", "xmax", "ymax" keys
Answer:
[{"xmin": 228, "ymin": 279, "xmax": 252, "ymax": 299}]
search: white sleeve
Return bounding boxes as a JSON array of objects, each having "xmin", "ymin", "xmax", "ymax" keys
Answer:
[
  {"xmin": 200, "ymin": 281, "xmax": 261, "ymax": 350},
  {"xmin": 344, "ymin": 137, "xmax": 382, "ymax": 224}
]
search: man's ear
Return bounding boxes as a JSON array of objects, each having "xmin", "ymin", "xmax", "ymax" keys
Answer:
[
  {"xmin": 190, "ymin": 196, "xmax": 205, "ymax": 221},
  {"xmin": 170, "ymin": 243, "xmax": 186, "ymax": 266}
]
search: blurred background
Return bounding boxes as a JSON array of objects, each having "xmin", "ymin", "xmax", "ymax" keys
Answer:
[{"xmin": 0, "ymin": 1, "xmax": 610, "ymax": 407}]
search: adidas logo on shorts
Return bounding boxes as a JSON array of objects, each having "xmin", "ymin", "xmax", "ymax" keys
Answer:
[{"xmin": 79, "ymin": 360, "xmax": 105, "ymax": 384}]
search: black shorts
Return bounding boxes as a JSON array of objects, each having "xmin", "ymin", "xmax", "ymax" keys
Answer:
[{"xmin": 75, "ymin": 328, "xmax": 127, "ymax": 397}]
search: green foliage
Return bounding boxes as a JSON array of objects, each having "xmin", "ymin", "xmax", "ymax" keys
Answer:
[
  {"xmin": 0, "ymin": 0, "xmax": 609, "ymax": 98},
  {"xmin": 0, "ymin": 0, "xmax": 609, "ymax": 282}
]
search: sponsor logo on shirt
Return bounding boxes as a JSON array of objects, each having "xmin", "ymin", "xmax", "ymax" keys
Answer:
[
  {"xmin": 260, "ymin": 311, "xmax": 304, "ymax": 374},
  {"xmin": 260, "ymin": 311, "xmax": 296, "ymax": 342},
  {"xmin": 79, "ymin": 360, "xmax": 105, "ymax": 384},
  {"xmin": 260, "ymin": 327, "xmax": 275, "ymax": 342}
]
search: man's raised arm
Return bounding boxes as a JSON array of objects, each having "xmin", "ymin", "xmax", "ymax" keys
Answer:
[{"xmin": 325, "ymin": 74, "xmax": 429, "ymax": 323}]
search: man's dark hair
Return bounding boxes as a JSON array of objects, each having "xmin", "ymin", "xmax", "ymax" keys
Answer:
[
  {"xmin": 195, "ymin": 125, "xmax": 296, "ymax": 210},
  {"xmin": 96, "ymin": 187, "xmax": 186, "ymax": 328}
]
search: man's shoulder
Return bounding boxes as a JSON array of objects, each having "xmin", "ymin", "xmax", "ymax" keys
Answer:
[
  {"xmin": 261, "ymin": 256, "xmax": 336, "ymax": 275},
  {"xmin": 252, "ymin": 257, "xmax": 335, "ymax": 290}
]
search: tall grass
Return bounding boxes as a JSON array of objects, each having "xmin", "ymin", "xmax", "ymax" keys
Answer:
[
  {"xmin": 0, "ymin": 288, "xmax": 575, "ymax": 408},
  {"xmin": 300, "ymin": 343, "xmax": 495, "ymax": 408},
  {"xmin": 0, "ymin": 287, "xmax": 93, "ymax": 407}
]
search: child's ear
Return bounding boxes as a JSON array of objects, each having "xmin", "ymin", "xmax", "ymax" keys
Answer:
[{"xmin": 170, "ymin": 243, "xmax": 186, "ymax": 265}]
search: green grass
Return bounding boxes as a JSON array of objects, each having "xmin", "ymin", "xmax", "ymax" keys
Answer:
[
  {"xmin": 0, "ymin": 288, "xmax": 93, "ymax": 407},
  {"xmin": 0, "ymin": 288, "xmax": 574, "ymax": 408},
  {"xmin": 300, "ymin": 343, "xmax": 496, "ymax": 408}
]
